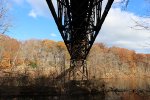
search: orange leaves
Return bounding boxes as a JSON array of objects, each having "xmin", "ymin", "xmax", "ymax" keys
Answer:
[
  {"xmin": 110, "ymin": 47, "xmax": 136, "ymax": 63},
  {"xmin": 42, "ymin": 40, "xmax": 66, "ymax": 52},
  {"xmin": 0, "ymin": 34, "xmax": 20, "ymax": 68},
  {"xmin": 42, "ymin": 40, "xmax": 55, "ymax": 49},
  {"xmin": 136, "ymin": 53, "xmax": 148, "ymax": 63},
  {"xmin": 56, "ymin": 41, "xmax": 66, "ymax": 50},
  {"xmin": 119, "ymin": 48, "xmax": 135, "ymax": 62},
  {"xmin": 0, "ymin": 59, "xmax": 11, "ymax": 68}
]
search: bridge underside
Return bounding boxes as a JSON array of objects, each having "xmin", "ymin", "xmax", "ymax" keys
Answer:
[{"xmin": 46, "ymin": 0, "xmax": 114, "ymax": 81}]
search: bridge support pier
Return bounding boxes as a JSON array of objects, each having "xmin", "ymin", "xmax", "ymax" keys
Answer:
[{"xmin": 69, "ymin": 60, "xmax": 88, "ymax": 80}]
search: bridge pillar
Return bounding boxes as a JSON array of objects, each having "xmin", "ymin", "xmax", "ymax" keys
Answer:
[{"xmin": 69, "ymin": 60, "xmax": 88, "ymax": 80}]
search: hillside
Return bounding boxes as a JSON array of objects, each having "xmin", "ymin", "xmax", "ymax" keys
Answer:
[
  {"xmin": 0, "ymin": 34, "xmax": 149, "ymax": 79},
  {"xmin": 88, "ymin": 43, "xmax": 150, "ymax": 78}
]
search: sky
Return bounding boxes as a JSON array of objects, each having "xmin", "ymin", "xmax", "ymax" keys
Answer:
[{"xmin": 5, "ymin": 0, "xmax": 150, "ymax": 54}]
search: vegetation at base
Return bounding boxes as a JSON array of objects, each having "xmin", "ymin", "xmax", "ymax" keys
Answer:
[{"xmin": 29, "ymin": 61, "xmax": 38, "ymax": 69}]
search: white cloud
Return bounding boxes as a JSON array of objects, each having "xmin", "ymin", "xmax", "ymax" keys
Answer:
[
  {"xmin": 114, "ymin": 0, "xmax": 127, "ymax": 3},
  {"xmin": 50, "ymin": 33, "xmax": 57, "ymax": 37},
  {"xmin": 96, "ymin": 8, "xmax": 150, "ymax": 53},
  {"xmin": 26, "ymin": 0, "xmax": 50, "ymax": 18},
  {"xmin": 25, "ymin": 0, "xmax": 57, "ymax": 18},
  {"xmin": 28, "ymin": 10, "xmax": 37, "ymax": 18},
  {"xmin": 114, "ymin": 0, "xmax": 122, "ymax": 2},
  {"xmin": 13, "ymin": 0, "xmax": 53, "ymax": 18}
]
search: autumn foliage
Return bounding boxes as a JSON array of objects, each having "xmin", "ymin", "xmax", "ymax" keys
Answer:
[
  {"xmin": 0, "ymin": 34, "xmax": 149, "ymax": 78},
  {"xmin": 0, "ymin": 34, "xmax": 20, "ymax": 68}
]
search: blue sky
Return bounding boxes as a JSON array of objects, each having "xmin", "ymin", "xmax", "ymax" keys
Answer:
[
  {"xmin": 5, "ymin": 0, "xmax": 150, "ymax": 53},
  {"xmin": 8, "ymin": 0, "xmax": 61, "ymax": 41}
]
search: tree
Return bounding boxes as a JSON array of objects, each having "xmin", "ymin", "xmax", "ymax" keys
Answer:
[
  {"xmin": 114, "ymin": 0, "xmax": 150, "ymax": 30},
  {"xmin": 0, "ymin": 0, "xmax": 11, "ymax": 34},
  {"xmin": 0, "ymin": 34, "xmax": 20, "ymax": 68}
]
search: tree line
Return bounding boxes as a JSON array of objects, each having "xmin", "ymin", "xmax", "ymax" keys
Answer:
[{"xmin": 0, "ymin": 34, "xmax": 149, "ymax": 79}]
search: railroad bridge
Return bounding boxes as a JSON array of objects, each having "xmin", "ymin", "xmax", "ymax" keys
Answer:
[{"xmin": 46, "ymin": 0, "xmax": 114, "ymax": 81}]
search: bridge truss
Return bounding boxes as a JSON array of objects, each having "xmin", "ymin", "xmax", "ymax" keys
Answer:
[{"xmin": 46, "ymin": 0, "xmax": 114, "ymax": 80}]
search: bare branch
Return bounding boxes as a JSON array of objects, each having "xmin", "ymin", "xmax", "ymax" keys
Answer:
[
  {"xmin": 130, "ymin": 18, "xmax": 150, "ymax": 30},
  {"xmin": 120, "ymin": 0, "xmax": 150, "ymax": 30},
  {"xmin": 0, "ymin": 0, "xmax": 11, "ymax": 34},
  {"xmin": 114, "ymin": 0, "xmax": 129, "ymax": 10}
]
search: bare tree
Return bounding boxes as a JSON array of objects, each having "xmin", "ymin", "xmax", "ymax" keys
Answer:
[
  {"xmin": 0, "ymin": 0, "xmax": 11, "ymax": 34},
  {"xmin": 120, "ymin": 0, "xmax": 150, "ymax": 30},
  {"xmin": 130, "ymin": 18, "xmax": 150, "ymax": 30}
]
